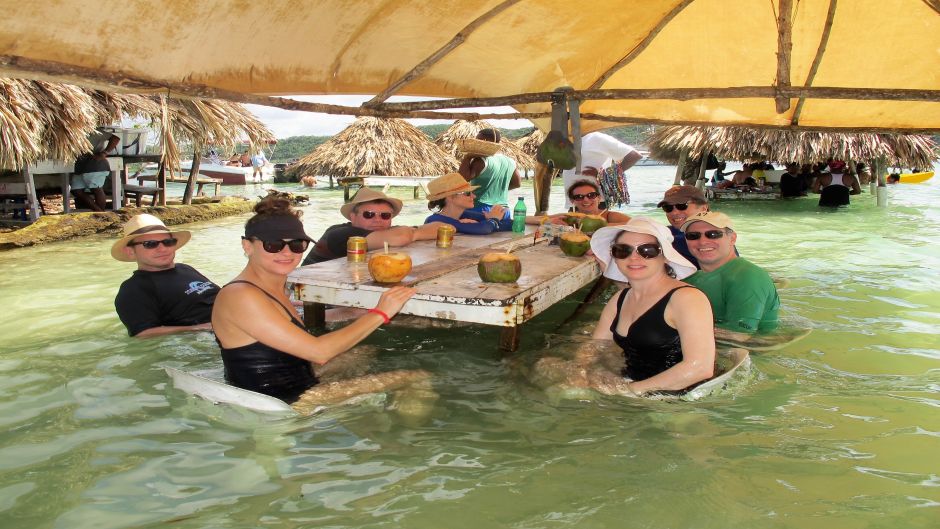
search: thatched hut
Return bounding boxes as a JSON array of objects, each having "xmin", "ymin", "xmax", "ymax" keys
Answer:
[
  {"xmin": 435, "ymin": 120, "xmax": 537, "ymax": 171},
  {"xmin": 647, "ymin": 126, "xmax": 938, "ymax": 169},
  {"xmin": 289, "ymin": 117, "xmax": 457, "ymax": 179},
  {"xmin": 0, "ymin": 78, "xmax": 272, "ymax": 171},
  {"xmin": 514, "ymin": 129, "xmax": 545, "ymax": 158}
]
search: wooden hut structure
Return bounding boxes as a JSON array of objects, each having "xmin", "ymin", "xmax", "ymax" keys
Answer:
[
  {"xmin": 514, "ymin": 129, "xmax": 545, "ymax": 158},
  {"xmin": 0, "ymin": 78, "xmax": 271, "ymax": 221},
  {"xmin": 435, "ymin": 120, "xmax": 537, "ymax": 172}
]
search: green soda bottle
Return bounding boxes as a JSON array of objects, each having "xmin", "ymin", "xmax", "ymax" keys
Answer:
[{"xmin": 512, "ymin": 197, "xmax": 526, "ymax": 233}]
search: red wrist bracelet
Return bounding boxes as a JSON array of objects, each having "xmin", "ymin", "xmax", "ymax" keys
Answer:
[{"xmin": 367, "ymin": 308, "xmax": 391, "ymax": 325}]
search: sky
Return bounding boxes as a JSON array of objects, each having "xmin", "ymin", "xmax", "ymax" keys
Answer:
[{"xmin": 244, "ymin": 95, "xmax": 535, "ymax": 138}]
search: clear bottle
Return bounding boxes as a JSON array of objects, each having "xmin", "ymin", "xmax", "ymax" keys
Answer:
[{"xmin": 512, "ymin": 197, "xmax": 526, "ymax": 233}]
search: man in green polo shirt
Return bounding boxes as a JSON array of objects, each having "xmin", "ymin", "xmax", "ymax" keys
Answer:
[{"xmin": 680, "ymin": 211, "xmax": 779, "ymax": 333}]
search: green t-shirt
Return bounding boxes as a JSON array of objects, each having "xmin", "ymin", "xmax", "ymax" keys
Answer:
[
  {"xmin": 684, "ymin": 257, "xmax": 780, "ymax": 333},
  {"xmin": 471, "ymin": 154, "xmax": 515, "ymax": 208}
]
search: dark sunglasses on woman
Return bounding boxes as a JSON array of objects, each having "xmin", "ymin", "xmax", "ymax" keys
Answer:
[
  {"xmin": 661, "ymin": 203, "xmax": 689, "ymax": 213},
  {"xmin": 572, "ymin": 191, "xmax": 600, "ymax": 200},
  {"xmin": 242, "ymin": 237, "xmax": 310, "ymax": 254},
  {"xmin": 684, "ymin": 230, "xmax": 727, "ymax": 241},
  {"xmin": 610, "ymin": 243, "xmax": 662, "ymax": 260},
  {"xmin": 128, "ymin": 238, "xmax": 178, "ymax": 249},
  {"xmin": 361, "ymin": 210, "xmax": 393, "ymax": 220}
]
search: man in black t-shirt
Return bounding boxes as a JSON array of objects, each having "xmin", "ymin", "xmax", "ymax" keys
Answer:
[
  {"xmin": 111, "ymin": 214, "xmax": 219, "ymax": 337},
  {"xmin": 302, "ymin": 187, "xmax": 445, "ymax": 265}
]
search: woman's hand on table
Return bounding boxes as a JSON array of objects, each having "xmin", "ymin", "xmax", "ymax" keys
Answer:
[{"xmin": 375, "ymin": 286, "xmax": 416, "ymax": 318}]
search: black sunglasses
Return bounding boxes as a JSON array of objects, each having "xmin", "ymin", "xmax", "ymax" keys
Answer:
[
  {"xmin": 661, "ymin": 203, "xmax": 689, "ymax": 213},
  {"xmin": 243, "ymin": 237, "xmax": 309, "ymax": 254},
  {"xmin": 361, "ymin": 210, "xmax": 393, "ymax": 220},
  {"xmin": 684, "ymin": 229, "xmax": 728, "ymax": 241},
  {"xmin": 458, "ymin": 190, "xmax": 474, "ymax": 196},
  {"xmin": 571, "ymin": 191, "xmax": 600, "ymax": 200},
  {"xmin": 128, "ymin": 237, "xmax": 178, "ymax": 249},
  {"xmin": 610, "ymin": 243, "xmax": 662, "ymax": 260}
]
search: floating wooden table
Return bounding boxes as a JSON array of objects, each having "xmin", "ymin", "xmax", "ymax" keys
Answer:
[{"xmin": 288, "ymin": 229, "xmax": 601, "ymax": 351}]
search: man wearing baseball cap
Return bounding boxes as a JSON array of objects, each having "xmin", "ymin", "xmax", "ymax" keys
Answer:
[
  {"xmin": 657, "ymin": 185, "xmax": 710, "ymax": 268},
  {"xmin": 112, "ymin": 214, "xmax": 219, "ymax": 337},
  {"xmin": 680, "ymin": 211, "xmax": 779, "ymax": 333},
  {"xmin": 302, "ymin": 187, "xmax": 446, "ymax": 265}
]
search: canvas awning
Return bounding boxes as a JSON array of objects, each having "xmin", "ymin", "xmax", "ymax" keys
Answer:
[{"xmin": 1, "ymin": 0, "xmax": 938, "ymax": 132}]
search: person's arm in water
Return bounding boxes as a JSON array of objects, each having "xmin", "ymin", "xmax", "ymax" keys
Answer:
[
  {"xmin": 848, "ymin": 174, "xmax": 862, "ymax": 195},
  {"xmin": 135, "ymin": 322, "xmax": 212, "ymax": 338},
  {"xmin": 214, "ymin": 284, "xmax": 415, "ymax": 365}
]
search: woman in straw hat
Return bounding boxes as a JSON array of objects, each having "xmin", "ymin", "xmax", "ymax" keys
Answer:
[
  {"xmin": 536, "ymin": 217, "xmax": 716, "ymax": 397},
  {"xmin": 212, "ymin": 195, "xmax": 433, "ymax": 413},
  {"xmin": 424, "ymin": 173, "xmax": 512, "ymax": 234}
]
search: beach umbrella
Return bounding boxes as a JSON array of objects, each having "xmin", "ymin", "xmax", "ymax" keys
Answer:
[
  {"xmin": 0, "ymin": 0, "xmax": 937, "ymax": 134},
  {"xmin": 288, "ymin": 117, "xmax": 457, "ymax": 179},
  {"xmin": 434, "ymin": 120, "xmax": 537, "ymax": 171}
]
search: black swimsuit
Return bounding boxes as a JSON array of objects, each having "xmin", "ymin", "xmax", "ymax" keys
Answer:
[
  {"xmin": 610, "ymin": 287, "xmax": 690, "ymax": 381},
  {"xmin": 217, "ymin": 280, "xmax": 318, "ymax": 403}
]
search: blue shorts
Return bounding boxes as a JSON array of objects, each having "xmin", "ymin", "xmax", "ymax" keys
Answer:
[{"xmin": 70, "ymin": 171, "xmax": 109, "ymax": 191}]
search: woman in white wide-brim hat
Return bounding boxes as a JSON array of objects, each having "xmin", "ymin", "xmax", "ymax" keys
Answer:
[
  {"xmin": 424, "ymin": 172, "xmax": 512, "ymax": 235},
  {"xmin": 581, "ymin": 216, "xmax": 716, "ymax": 396}
]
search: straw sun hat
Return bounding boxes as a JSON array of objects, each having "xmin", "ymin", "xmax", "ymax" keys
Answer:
[
  {"xmin": 457, "ymin": 138, "xmax": 500, "ymax": 157},
  {"xmin": 590, "ymin": 216, "xmax": 696, "ymax": 282},
  {"xmin": 111, "ymin": 214, "xmax": 191, "ymax": 262},
  {"xmin": 339, "ymin": 187, "xmax": 404, "ymax": 220},
  {"xmin": 426, "ymin": 173, "xmax": 479, "ymax": 201}
]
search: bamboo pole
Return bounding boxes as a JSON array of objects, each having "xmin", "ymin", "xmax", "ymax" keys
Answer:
[
  {"xmin": 183, "ymin": 145, "xmax": 201, "ymax": 205},
  {"xmin": 673, "ymin": 148, "xmax": 688, "ymax": 185},
  {"xmin": 791, "ymin": 0, "xmax": 838, "ymax": 126},
  {"xmin": 775, "ymin": 0, "xmax": 794, "ymax": 114},
  {"xmin": 695, "ymin": 152, "xmax": 709, "ymax": 189}
]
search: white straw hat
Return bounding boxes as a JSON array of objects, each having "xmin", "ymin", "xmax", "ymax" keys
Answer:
[
  {"xmin": 590, "ymin": 216, "xmax": 696, "ymax": 281},
  {"xmin": 111, "ymin": 214, "xmax": 190, "ymax": 262}
]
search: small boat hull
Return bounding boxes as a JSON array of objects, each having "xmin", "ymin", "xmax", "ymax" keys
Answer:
[{"xmin": 891, "ymin": 171, "xmax": 934, "ymax": 184}]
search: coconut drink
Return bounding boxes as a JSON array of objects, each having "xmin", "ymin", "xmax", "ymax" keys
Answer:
[
  {"xmin": 477, "ymin": 251, "xmax": 522, "ymax": 283},
  {"xmin": 559, "ymin": 231, "xmax": 591, "ymax": 257},
  {"xmin": 564, "ymin": 212, "xmax": 607, "ymax": 235},
  {"xmin": 368, "ymin": 243, "xmax": 412, "ymax": 283}
]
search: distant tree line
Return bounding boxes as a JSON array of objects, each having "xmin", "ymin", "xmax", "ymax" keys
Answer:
[{"xmin": 269, "ymin": 124, "xmax": 654, "ymax": 163}]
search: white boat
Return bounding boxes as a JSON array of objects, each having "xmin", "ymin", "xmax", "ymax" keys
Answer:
[{"xmin": 180, "ymin": 161, "xmax": 275, "ymax": 185}]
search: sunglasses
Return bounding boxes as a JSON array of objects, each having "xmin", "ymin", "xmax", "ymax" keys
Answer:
[
  {"xmin": 684, "ymin": 229, "xmax": 728, "ymax": 241},
  {"xmin": 610, "ymin": 243, "xmax": 662, "ymax": 260},
  {"xmin": 572, "ymin": 191, "xmax": 600, "ymax": 200},
  {"xmin": 361, "ymin": 210, "xmax": 393, "ymax": 220},
  {"xmin": 243, "ymin": 237, "xmax": 310, "ymax": 254},
  {"xmin": 128, "ymin": 237, "xmax": 178, "ymax": 249},
  {"xmin": 661, "ymin": 203, "xmax": 689, "ymax": 213},
  {"xmin": 458, "ymin": 190, "xmax": 474, "ymax": 196}
]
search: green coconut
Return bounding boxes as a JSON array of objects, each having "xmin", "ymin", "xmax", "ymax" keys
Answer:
[
  {"xmin": 559, "ymin": 232, "xmax": 591, "ymax": 257},
  {"xmin": 564, "ymin": 213, "xmax": 607, "ymax": 235},
  {"xmin": 477, "ymin": 252, "xmax": 522, "ymax": 283}
]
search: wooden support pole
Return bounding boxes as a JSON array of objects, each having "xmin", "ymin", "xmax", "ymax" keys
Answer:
[
  {"xmin": 775, "ymin": 0, "xmax": 794, "ymax": 114},
  {"xmin": 791, "ymin": 0, "xmax": 838, "ymax": 126},
  {"xmin": 673, "ymin": 148, "xmax": 688, "ymax": 185},
  {"xmin": 303, "ymin": 301, "xmax": 327, "ymax": 329}
]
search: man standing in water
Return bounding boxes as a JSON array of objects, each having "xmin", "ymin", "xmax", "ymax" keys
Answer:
[
  {"xmin": 302, "ymin": 188, "xmax": 445, "ymax": 265},
  {"xmin": 112, "ymin": 214, "xmax": 219, "ymax": 337},
  {"xmin": 658, "ymin": 185, "xmax": 710, "ymax": 268},
  {"xmin": 680, "ymin": 212, "xmax": 779, "ymax": 333},
  {"xmin": 562, "ymin": 131, "xmax": 643, "ymax": 208},
  {"xmin": 458, "ymin": 128, "xmax": 522, "ymax": 216}
]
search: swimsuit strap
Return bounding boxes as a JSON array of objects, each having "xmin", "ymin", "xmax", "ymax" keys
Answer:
[
  {"xmin": 226, "ymin": 280, "xmax": 303, "ymax": 325},
  {"xmin": 615, "ymin": 285, "xmax": 692, "ymax": 319}
]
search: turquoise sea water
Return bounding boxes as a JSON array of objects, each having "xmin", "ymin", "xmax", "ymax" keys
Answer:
[{"xmin": 0, "ymin": 166, "xmax": 938, "ymax": 528}]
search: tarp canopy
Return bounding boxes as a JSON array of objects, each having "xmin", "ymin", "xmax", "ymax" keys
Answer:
[{"xmin": 1, "ymin": 0, "xmax": 938, "ymax": 132}]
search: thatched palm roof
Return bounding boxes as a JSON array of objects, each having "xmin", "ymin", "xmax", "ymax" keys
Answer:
[
  {"xmin": 647, "ymin": 126, "xmax": 938, "ymax": 168},
  {"xmin": 435, "ymin": 120, "xmax": 537, "ymax": 171},
  {"xmin": 0, "ymin": 78, "xmax": 272, "ymax": 170},
  {"xmin": 289, "ymin": 117, "xmax": 457, "ymax": 178},
  {"xmin": 514, "ymin": 129, "xmax": 545, "ymax": 158}
]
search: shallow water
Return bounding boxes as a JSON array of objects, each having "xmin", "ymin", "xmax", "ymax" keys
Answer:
[{"xmin": 1, "ymin": 166, "xmax": 938, "ymax": 529}]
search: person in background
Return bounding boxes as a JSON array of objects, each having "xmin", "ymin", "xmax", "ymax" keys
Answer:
[
  {"xmin": 458, "ymin": 128, "xmax": 522, "ymax": 217},
  {"xmin": 779, "ymin": 162, "xmax": 806, "ymax": 198},
  {"xmin": 212, "ymin": 195, "xmax": 431, "ymax": 408},
  {"xmin": 302, "ymin": 187, "xmax": 446, "ymax": 265},
  {"xmin": 424, "ymin": 172, "xmax": 511, "ymax": 234},
  {"xmin": 571, "ymin": 217, "xmax": 714, "ymax": 396},
  {"xmin": 250, "ymin": 150, "xmax": 268, "ymax": 181},
  {"xmin": 561, "ymin": 131, "xmax": 643, "ymax": 208},
  {"xmin": 72, "ymin": 129, "xmax": 120, "ymax": 211},
  {"xmin": 112, "ymin": 214, "xmax": 218, "ymax": 337},
  {"xmin": 813, "ymin": 160, "xmax": 861, "ymax": 207},
  {"xmin": 527, "ymin": 179, "xmax": 631, "ymax": 227},
  {"xmin": 680, "ymin": 211, "xmax": 779, "ymax": 335},
  {"xmin": 657, "ymin": 185, "xmax": 710, "ymax": 268},
  {"xmin": 855, "ymin": 162, "xmax": 873, "ymax": 186},
  {"xmin": 887, "ymin": 173, "xmax": 901, "ymax": 184}
]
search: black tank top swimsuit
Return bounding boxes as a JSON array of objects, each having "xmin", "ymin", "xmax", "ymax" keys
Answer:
[
  {"xmin": 217, "ymin": 280, "xmax": 318, "ymax": 403},
  {"xmin": 610, "ymin": 286, "xmax": 690, "ymax": 381}
]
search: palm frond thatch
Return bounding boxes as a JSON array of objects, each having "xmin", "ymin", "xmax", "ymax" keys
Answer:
[
  {"xmin": 514, "ymin": 128, "xmax": 545, "ymax": 158},
  {"xmin": 647, "ymin": 126, "xmax": 938, "ymax": 169},
  {"xmin": 0, "ymin": 78, "xmax": 272, "ymax": 171},
  {"xmin": 434, "ymin": 120, "xmax": 537, "ymax": 171},
  {"xmin": 289, "ymin": 117, "xmax": 458, "ymax": 178}
]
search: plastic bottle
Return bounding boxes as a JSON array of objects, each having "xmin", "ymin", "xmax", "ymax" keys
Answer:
[{"xmin": 512, "ymin": 197, "xmax": 526, "ymax": 233}]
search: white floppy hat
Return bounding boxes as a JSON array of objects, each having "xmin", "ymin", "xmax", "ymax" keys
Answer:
[
  {"xmin": 590, "ymin": 216, "xmax": 696, "ymax": 281},
  {"xmin": 111, "ymin": 214, "xmax": 190, "ymax": 262}
]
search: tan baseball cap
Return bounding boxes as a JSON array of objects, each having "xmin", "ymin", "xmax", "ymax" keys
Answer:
[{"xmin": 679, "ymin": 211, "xmax": 735, "ymax": 232}]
